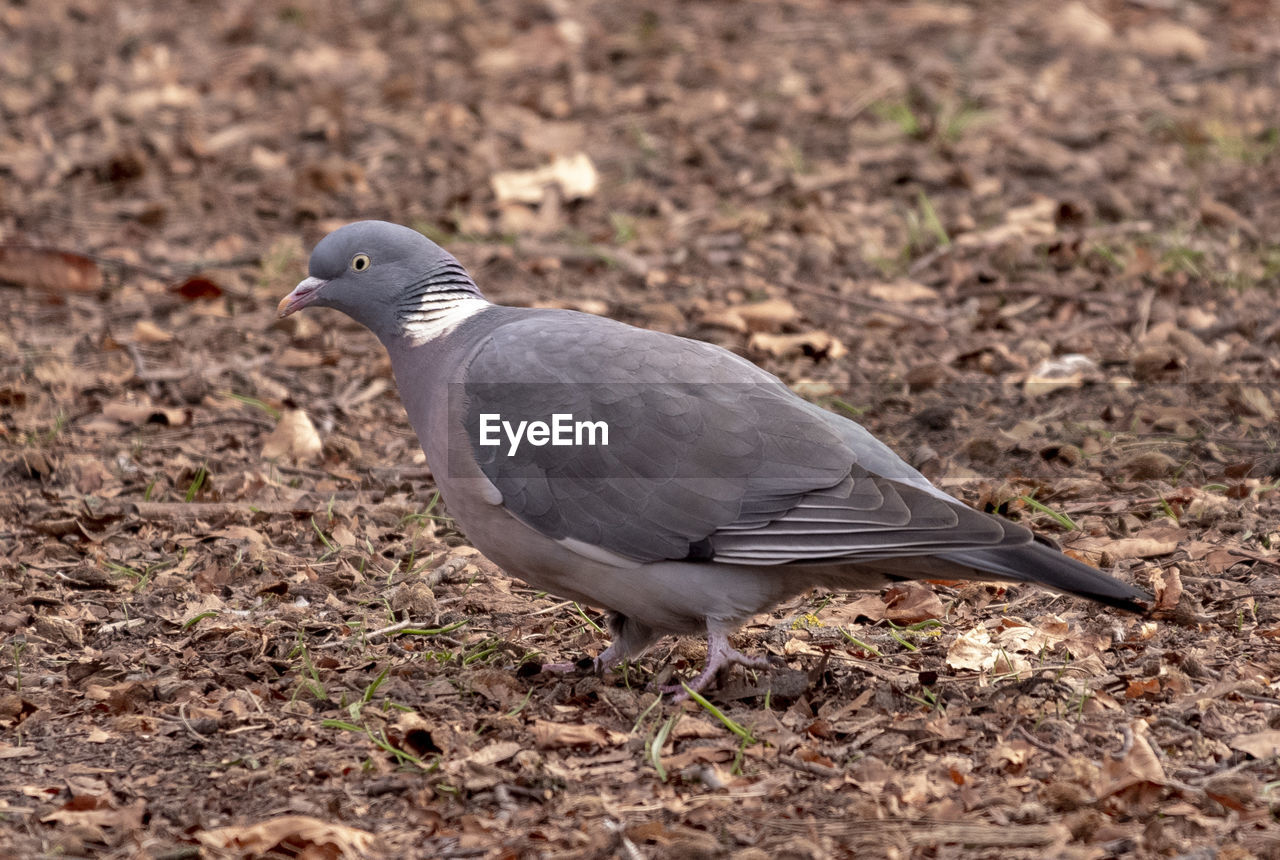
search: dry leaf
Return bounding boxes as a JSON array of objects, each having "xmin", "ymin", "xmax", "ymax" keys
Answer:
[
  {"xmin": 196, "ymin": 815, "xmax": 382, "ymax": 859},
  {"xmin": 531, "ymin": 719, "xmax": 628, "ymax": 749},
  {"xmin": 277, "ymin": 347, "xmax": 324, "ymax": 368},
  {"xmin": 1228, "ymin": 730, "xmax": 1280, "ymax": 760},
  {"xmin": 1152, "ymin": 565, "xmax": 1183, "ymax": 612},
  {"xmin": 465, "ymin": 740, "xmax": 523, "ymax": 768},
  {"xmin": 1098, "ymin": 726, "xmax": 1166, "ymax": 797},
  {"xmin": 1126, "ymin": 21, "xmax": 1208, "ymax": 61},
  {"xmin": 1047, "ymin": 1, "xmax": 1113, "ymax": 46},
  {"xmin": 42, "ymin": 796, "xmax": 145, "ymax": 840},
  {"xmin": 864, "ymin": 280, "xmax": 939, "ymax": 304},
  {"xmin": 988, "ymin": 739, "xmax": 1033, "ymax": 772},
  {"xmin": 0, "ymin": 245, "xmax": 103, "ymax": 292},
  {"xmin": 1071, "ymin": 532, "xmax": 1180, "ymax": 562},
  {"xmin": 735, "ymin": 298, "xmax": 797, "ymax": 332},
  {"xmin": 883, "ymin": 581, "xmax": 944, "ymax": 623},
  {"xmin": 491, "ymin": 152, "xmax": 598, "ymax": 203},
  {"xmin": 749, "ymin": 330, "xmax": 846, "ymax": 360},
  {"xmin": 1023, "ymin": 354, "xmax": 1098, "ymax": 397},
  {"xmin": 955, "ymin": 196, "xmax": 1057, "ymax": 248},
  {"xmin": 698, "ymin": 307, "xmax": 748, "ymax": 333},
  {"xmin": 1228, "ymin": 385, "xmax": 1275, "ymax": 422},
  {"xmin": 824, "ymin": 593, "xmax": 889, "ymax": 625},
  {"xmin": 168, "ymin": 275, "xmax": 223, "ymax": 300},
  {"xmin": 261, "ymin": 409, "xmax": 323, "ymax": 461},
  {"xmin": 660, "ymin": 744, "xmax": 736, "ymax": 771},
  {"xmin": 946, "ymin": 626, "xmax": 997, "ymax": 672},
  {"xmin": 131, "ymin": 319, "xmax": 172, "ymax": 343},
  {"xmin": 101, "ymin": 400, "xmax": 189, "ymax": 426},
  {"xmin": 385, "ymin": 712, "xmax": 445, "ymax": 759}
]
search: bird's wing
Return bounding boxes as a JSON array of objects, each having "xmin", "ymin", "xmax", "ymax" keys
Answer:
[{"xmin": 458, "ymin": 311, "xmax": 1030, "ymax": 564}]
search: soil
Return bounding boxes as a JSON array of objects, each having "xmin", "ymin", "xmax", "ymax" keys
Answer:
[{"xmin": 1, "ymin": 1, "xmax": 1279, "ymax": 857}]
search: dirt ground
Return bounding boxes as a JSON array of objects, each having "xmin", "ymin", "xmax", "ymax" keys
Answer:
[{"xmin": 2, "ymin": 1, "xmax": 1279, "ymax": 857}]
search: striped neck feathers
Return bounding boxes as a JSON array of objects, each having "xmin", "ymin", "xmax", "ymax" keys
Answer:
[{"xmin": 396, "ymin": 259, "xmax": 489, "ymax": 345}]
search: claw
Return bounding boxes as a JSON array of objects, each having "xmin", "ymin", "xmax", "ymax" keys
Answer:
[{"xmin": 658, "ymin": 630, "xmax": 773, "ymax": 702}]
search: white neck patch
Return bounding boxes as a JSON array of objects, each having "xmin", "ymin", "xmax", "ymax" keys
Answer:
[{"xmin": 401, "ymin": 297, "xmax": 489, "ymax": 345}]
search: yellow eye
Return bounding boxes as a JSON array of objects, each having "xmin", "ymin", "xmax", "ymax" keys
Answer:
[{"xmin": 351, "ymin": 253, "xmax": 371, "ymax": 272}]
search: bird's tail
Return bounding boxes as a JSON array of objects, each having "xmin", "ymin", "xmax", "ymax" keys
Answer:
[
  {"xmin": 818, "ymin": 540, "xmax": 1151, "ymax": 613},
  {"xmin": 938, "ymin": 540, "xmax": 1150, "ymax": 612}
]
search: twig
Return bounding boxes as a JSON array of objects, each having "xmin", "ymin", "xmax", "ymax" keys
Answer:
[
  {"xmin": 175, "ymin": 702, "xmax": 211, "ymax": 743},
  {"xmin": 1112, "ymin": 724, "xmax": 1135, "ymax": 760},
  {"xmin": 96, "ymin": 618, "xmax": 146, "ymax": 635},
  {"xmin": 784, "ymin": 279, "xmax": 943, "ymax": 326},
  {"xmin": 315, "ymin": 619, "xmax": 421, "ymax": 649},
  {"xmin": 779, "ymin": 753, "xmax": 843, "ymax": 778},
  {"xmin": 1013, "ymin": 725, "xmax": 1064, "ymax": 757}
]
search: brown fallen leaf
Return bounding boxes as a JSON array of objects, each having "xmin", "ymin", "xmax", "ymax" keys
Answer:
[
  {"xmin": 1125, "ymin": 677, "xmax": 1160, "ymax": 699},
  {"xmin": 1152, "ymin": 565, "xmax": 1183, "ymax": 612},
  {"xmin": 988, "ymin": 739, "xmax": 1033, "ymax": 773},
  {"xmin": 735, "ymin": 298, "xmax": 797, "ymax": 332},
  {"xmin": 41, "ymin": 796, "xmax": 146, "ymax": 842},
  {"xmin": 1228, "ymin": 385, "xmax": 1275, "ymax": 422},
  {"xmin": 1126, "ymin": 20, "xmax": 1208, "ymax": 61},
  {"xmin": 101, "ymin": 400, "xmax": 189, "ymax": 427},
  {"xmin": 196, "ymin": 815, "xmax": 382, "ymax": 859},
  {"xmin": 697, "ymin": 307, "xmax": 749, "ymax": 333},
  {"xmin": 1098, "ymin": 725, "xmax": 1165, "ymax": 798},
  {"xmin": 863, "ymin": 280, "xmax": 938, "ymax": 304},
  {"xmin": 946, "ymin": 626, "xmax": 1000, "ymax": 672},
  {"xmin": 1228, "ymin": 730, "xmax": 1280, "ymax": 760},
  {"xmin": 0, "ymin": 245, "xmax": 103, "ymax": 292},
  {"xmin": 1046, "ymin": 1, "xmax": 1113, "ymax": 47},
  {"xmin": 748, "ymin": 330, "xmax": 846, "ymax": 360},
  {"xmin": 446, "ymin": 739, "xmax": 524, "ymax": 791},
  {"xmin": 168, "ymin": 274, "xmax": 223, "ymax": 301},
  {"xmin": 463, "ymin": 740, "xmax": 523, "ymax": 768},
  {"xmin": 660, "ymin": 744, "xmax": 736, "ymax": 771},
  {"xmin": 954, "ymin": 196, "xmax": 1056, "ymax": 248},
  {"xmin": 491, "ymin": 152, "xmax": 598, "ymax": 203},
  {"xmin": 822, "ymin": 593, "xmax": 890, "ymax": 625},
  {"xmin": 383, "ymin": 712, "xmax": 445, "ymax": 760},
  {"xmin": 276, "ymin": 347, "xmax": 324, "ymax": 368},
  {"xmin": 1022, "ymin": 354, "xmax": 1099, "ymax": 398},
  {"xmin": 1070, "ymin": 529, "xmax": 1182, "ymax": 563},
  {"xmin": 261, "ymin": 409, "xmax": 323, "ymax": 461},
  {"xmin": 131, "ymin": 319, "xmax": 172, "ymax": 343},
  {"xmin": 882, "ymin": 581, "xmax": 944, "ymax": 624},
  {"xmin": 531, "ymin": 719, "xmax": 628, "ymax": 749}
]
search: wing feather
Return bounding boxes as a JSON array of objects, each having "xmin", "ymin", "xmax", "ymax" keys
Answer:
[{"xmin": 460, "ymin": 311, "xmax": 1033, "ymax": 567}]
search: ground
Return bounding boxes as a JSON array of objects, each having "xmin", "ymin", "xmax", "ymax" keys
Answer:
[{"xmin": 1, "ymin": 1, "xmax": 1279, "ymax": 858}]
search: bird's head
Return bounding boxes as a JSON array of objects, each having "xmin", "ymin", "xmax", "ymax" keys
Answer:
[{"xmin": 278, "ymin": 220, "xmax": 485, "ymax": 343}]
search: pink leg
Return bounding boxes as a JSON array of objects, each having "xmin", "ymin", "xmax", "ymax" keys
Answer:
[{"xmin": 657, "ymin": 630, "xmax": 773, "ymax": 701}]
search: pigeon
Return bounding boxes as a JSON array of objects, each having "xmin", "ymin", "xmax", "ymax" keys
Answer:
[{"xmin": 279, "ymin": 220, "xmax": 1149, "ymax": 697}]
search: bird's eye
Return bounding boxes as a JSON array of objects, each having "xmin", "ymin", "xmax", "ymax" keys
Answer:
[{"xmin": 351, "ymin": 253, "xmax": 372, "ymax": 272}]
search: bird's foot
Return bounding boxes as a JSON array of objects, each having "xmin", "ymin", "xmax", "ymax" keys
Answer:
[{"xmin": 657, "ymin": 631, "xmax": 775, "ymax": 702}]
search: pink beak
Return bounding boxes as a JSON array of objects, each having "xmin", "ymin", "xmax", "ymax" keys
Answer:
[{"xmin": 277, "ymin": 276, "xmax": 326, "ymax": 318}]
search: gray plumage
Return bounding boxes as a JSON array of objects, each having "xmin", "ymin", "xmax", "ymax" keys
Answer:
[{"xmin": 280, "ymin": 220, "xmax": 1149, "ymax": 696}]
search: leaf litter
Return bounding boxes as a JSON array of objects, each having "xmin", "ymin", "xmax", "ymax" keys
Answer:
[{"xmin": 1, "ymin": 1, "xmax": 1279, "ymax": 858}]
